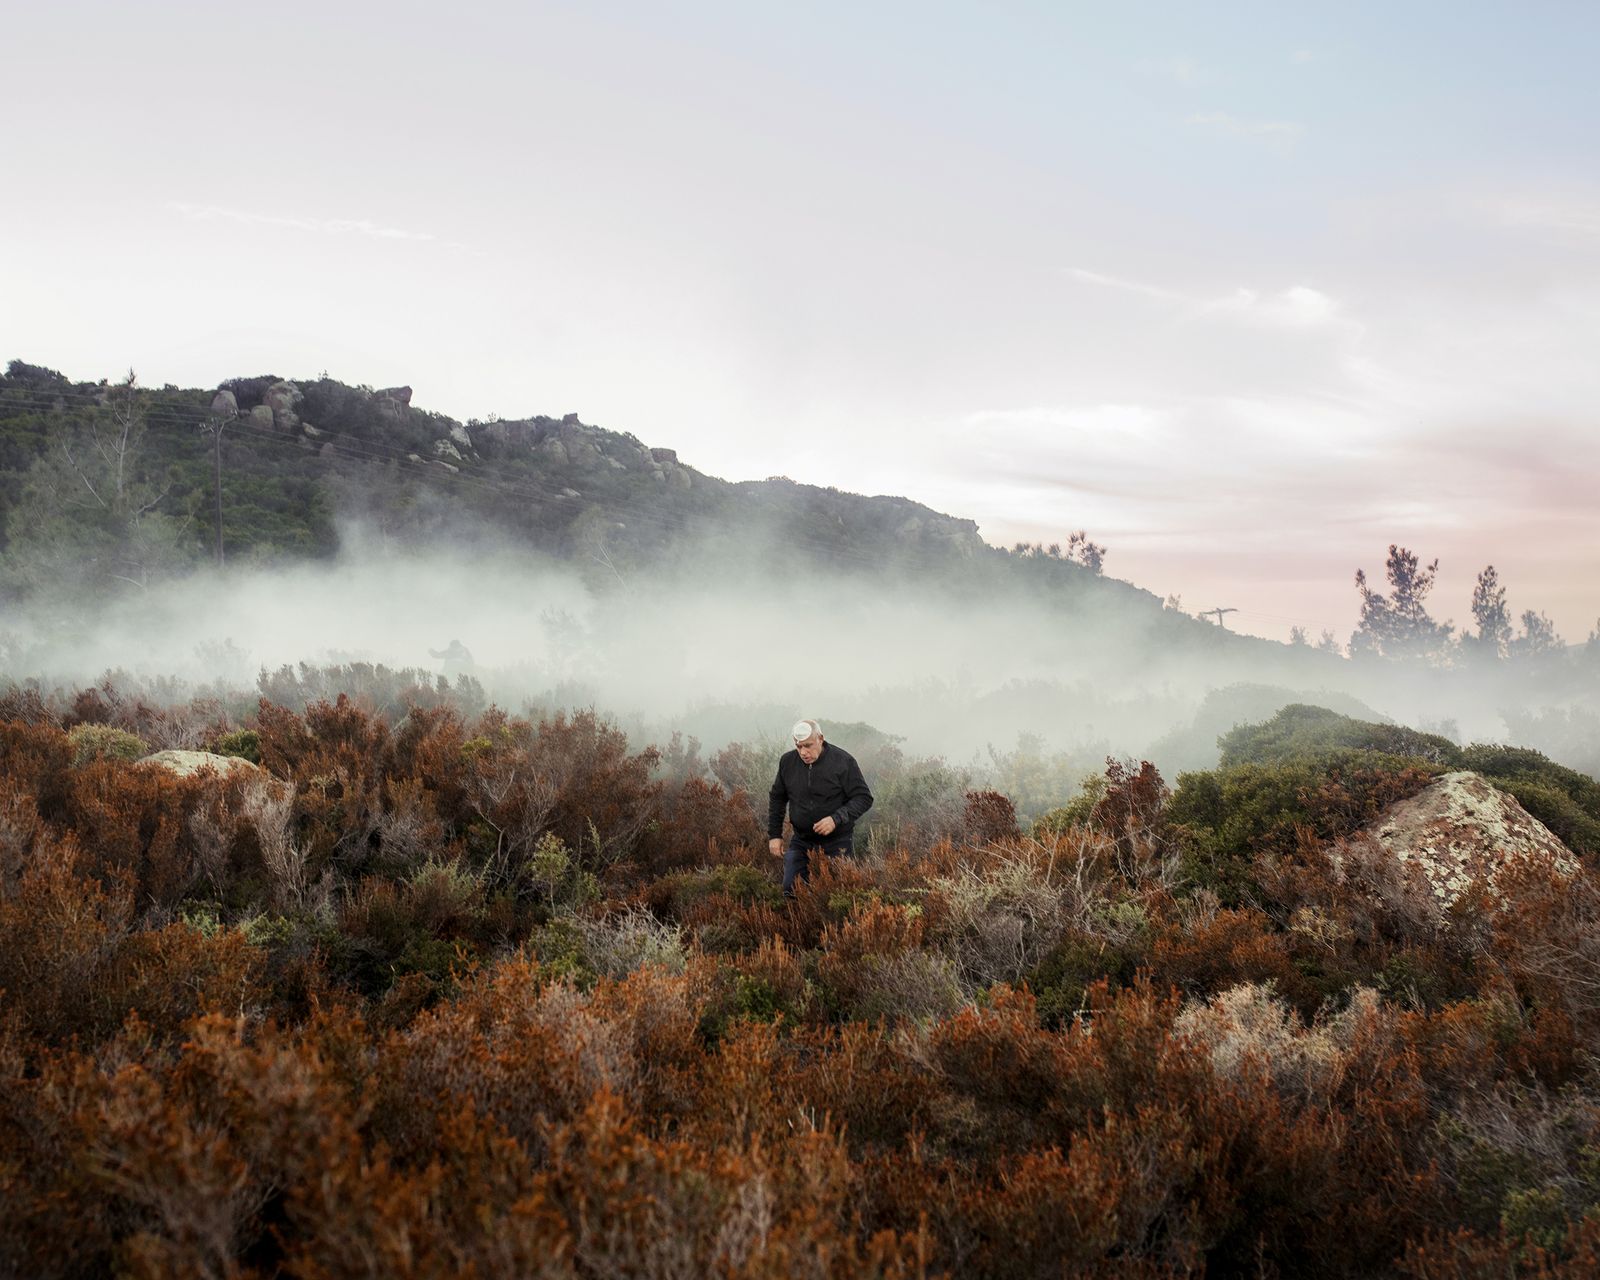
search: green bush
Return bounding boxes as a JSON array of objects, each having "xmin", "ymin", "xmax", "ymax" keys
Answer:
[
  {"xmin": 1194, "ymin": 706, "xmax": 1600, "ymax": 862},
  {"xmin": 520, "ymin": 833, "xmax": 600, "ymax": 915},
  {"xmin": 1030, "ymin": 773, "xmax": 1106, "ymax": 838},
  {"xmin": 211, "ymin": 728, "xmax": 262, "ymax": 763},
  {"xmin": 67, "ymin": 723, "xmax": 147, "ymax": 766},
  {"xmin": 1028, "ymin": 927, "xmax": 1147, "ymax": 1029},
  {"xmin": 1218, "ymin": 703, "xmax": 1463, "ymax": 769},
  {"xmin": 523, "ymin": 918, "xmax": 593, "ymax": 985},
  {"xmin": 646, "ymin": 862, "xmax": 782, "ymax": 918},
  {"xmin": 1167, "ymin": 750, "xmax": 1440, "ymax": 904}
]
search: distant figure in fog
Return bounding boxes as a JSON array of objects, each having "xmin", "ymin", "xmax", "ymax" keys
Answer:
[
  {"xmin": 429, "ymin": 638, "xmax": 476, "ymax": 680},
  {"xmin": 768, "ymin": 719, "xmax": 873, "ymax": 898}
]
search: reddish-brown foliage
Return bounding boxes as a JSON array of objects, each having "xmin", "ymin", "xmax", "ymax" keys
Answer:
[
  {"xmin": 962, "ymin": 789, "xmax": 1020, "ymax": 845},
  {"xmin": 5, "ymin": 691, "xmax": 1600, "ymax": 1276}
]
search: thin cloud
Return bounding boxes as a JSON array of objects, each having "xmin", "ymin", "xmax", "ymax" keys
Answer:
[
  {"xmin": 1490, "ymin": 194, "xmax": 1600, "ymax": 238},
  {"xmin": 1200, "ymin": 285, "xmax": 1342, "ymax": 329},
  {"xmin": 1067, "ymin": 268, "xmax": 1349, "ymax": 333},
  {"xmin": 1064, "ymin": 267, "xmax": 1186, "ymax": 303},
  {"xmin": 170, "ymin": 202, "xmax": 438, "ymax": 243},
  {"xmin": 965, "ymin": 402, "xmax": 1171, "ymax": 438},
  {"xmin": 1186, "ymin": 111, "xmax": 1304, "ymax": 144},
  {"xmin": 1137, "ymin": 54, "xmax": 1213, "ymax": 87}
]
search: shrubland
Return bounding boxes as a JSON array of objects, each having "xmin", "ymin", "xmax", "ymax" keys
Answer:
[{"xmin": 3, "ymin": 684, "xmax": 1600, "ymax": 1276}]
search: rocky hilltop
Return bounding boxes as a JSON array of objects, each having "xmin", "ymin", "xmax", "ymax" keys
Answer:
[{"xmin": 190, "ymin": 371, "xmax": 987, "ymax": 566}]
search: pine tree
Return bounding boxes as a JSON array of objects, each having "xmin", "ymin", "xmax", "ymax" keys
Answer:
[
  {"xmin": 1350, "ymin": 544, "xmax": 1454, "ymax": 662},
  {"xmin": 1469, "ymin": 565, "xmax": 1511, "ymax": 659}
]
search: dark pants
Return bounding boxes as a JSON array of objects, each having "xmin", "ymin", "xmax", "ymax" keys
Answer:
[{"xmin": 783, "ymin": 833, "xmax": 854, "ymax": 898}]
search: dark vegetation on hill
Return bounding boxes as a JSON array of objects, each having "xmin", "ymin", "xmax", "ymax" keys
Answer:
[
  {"xmin": 0, "ymin": 359, "xmax": 1122, "ymax": 597},
  {"xmin": 1209, "ymin": 704, "xmax": 1600, "ymax": 862},
  {"xmin": 5, "ymin": 679, "xmax": 1600, "ymax": 1277}
]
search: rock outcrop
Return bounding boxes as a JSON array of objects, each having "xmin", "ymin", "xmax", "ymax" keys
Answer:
[
  {"xmin": 139, "ymin": 750, "xmax": 267, "ymax": 780},
  {"xmin": 1366, "ymin": 770, "xmax": 1576, "ymax": 906},
  {"xmin": 263, "ymin": 381, "xmax": 302, "ymax": 415},
  {"xmin": 258, "ymin": 381, "xmax": 303, "ymax": 431},
  {"xmin": 375, "ymin": 386, "xmax": 412, "ymax": 421}
]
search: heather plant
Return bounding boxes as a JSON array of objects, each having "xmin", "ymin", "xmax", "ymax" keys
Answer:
[
  {"xmin": 643, "ymin": 861, "xmax": 783, "ymax": 920},
  {"xmin": 857, "ymin": 756, "xmax": 971, "ymax": 855},
  {"xmin": 638, "ymin": 774, "xmax": 764, "ymax": 876},
  {"xmin": 5, "ymin": 691, "xmax": 1600, "ymax": 1275},
  {"xmin": 1438, "ymin": 1083, "xmax": 1600, "ymax": 1246},
  {"xmin": 925, "ymin": 847, "xmax": 1077, "ymax": 993},
  {"xmin": 61, "ymin": 676, "xmax": 228, "ymax": 752},
  {"xmin": 572, "ymin": 906, "xmax": 690, "ymax": 979}
]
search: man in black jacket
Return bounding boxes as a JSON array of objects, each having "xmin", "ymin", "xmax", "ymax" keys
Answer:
[{"xmin": 768, "ymin": 718, "xmax": 873, "ymax": 898}]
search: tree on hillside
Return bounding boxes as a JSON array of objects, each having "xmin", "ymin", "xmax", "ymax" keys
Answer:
[
  {"xmin": 1350, "ymin": 544, "xmax": 1454, "ymax": 662},
  {"xmin": 3, "ymin": 359, "xmax": 70, "ymax": 390},
  {"xmin": 1066, "ymin": 529, "xmax": 1105, "ymax": 573},
  {"xmin": 1, "ymin": 370, "xmax": 194, "ymax": 593},
  {"xmin": 1010, "ymin": 531, "xmax": 1106, "ymax": 574},
  {"xmin": 1467, "ymin": 564, "xmax": 1512, "ymax": 660},
  {"xmin": 1512, "ymin": 609, "xmax": 1563, "ymax": 660}
]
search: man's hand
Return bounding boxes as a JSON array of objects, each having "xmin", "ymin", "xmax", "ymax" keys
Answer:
[
  {"xmin": 769, "ymin": 838, "xmax": 784, "ymax": 858},
  {"xmin": 813, "ymin": 815, "xmax": 837, "ymax": 837}
]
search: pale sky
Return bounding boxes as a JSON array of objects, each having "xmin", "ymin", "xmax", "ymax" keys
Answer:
[{"xmin": 4, "ymin": 1, "xmax": 1599, "ymax": 644}]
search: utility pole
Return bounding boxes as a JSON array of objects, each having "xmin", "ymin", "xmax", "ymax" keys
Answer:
[
  {"xmin": 201, "ymin": 392, "xmax": 237, "ymax": 566},
  {"xmin": 1201, "ymin": 607, "xmax": 1238, "ymax": 628}
]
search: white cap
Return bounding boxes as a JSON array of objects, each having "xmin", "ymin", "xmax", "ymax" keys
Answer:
[{"xmin": 792, "ymin": 718, "xmax": 820, "ymax": 742}]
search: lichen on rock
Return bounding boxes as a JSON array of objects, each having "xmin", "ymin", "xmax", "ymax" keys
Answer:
[{"xmin": 1366, "ymin": 770, "xmax": 1577, "ymax": 907}]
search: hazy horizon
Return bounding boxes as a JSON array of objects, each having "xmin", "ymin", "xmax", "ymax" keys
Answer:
[
  {"xmin": 5, "ymin": 3, "xmax": 1599, "ymax": 644},
  {"xmin": 5, "ymin": 521, "xmax": 1592, "ymax": 788}
]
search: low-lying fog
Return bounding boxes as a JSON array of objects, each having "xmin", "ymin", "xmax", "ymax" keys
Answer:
[{"xmin": 3, "ymin": 527, "xmax": 1597, "ymax": 790}]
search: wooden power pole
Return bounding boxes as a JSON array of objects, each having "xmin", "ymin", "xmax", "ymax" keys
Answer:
[
  {"xmin": 201, "ymin": 395, "xmax": 236, "ymax": 566},
  {"xmin": 1201, "ymin": 607, "xmax": 1238, "ymax": 628}
]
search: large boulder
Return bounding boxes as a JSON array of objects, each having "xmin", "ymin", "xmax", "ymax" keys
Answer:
[
  {"xmin": 559, "ymin": 426, "xmax": 601, "ymax": 467},
  {"xmin": 210, "ymin": 389, "xmax": 238, "ymax": 417},
  {"xmin": 248, "ymin": 404, "xmax": 275, "ymax": 430},
  {"xmin": 262, "ymin": 381, "xmax": 302, "ymax": 415},
  {"xmin": 1366, "ymin": 770, "xmax": 1577, "ymax": 907},
  {"xmin": 139, "ymin": 750, "xmax": 267, "ymax": 780},
  {"xmin": 374, "ymin": 386, "xmax": 412, "ymax": 421}
]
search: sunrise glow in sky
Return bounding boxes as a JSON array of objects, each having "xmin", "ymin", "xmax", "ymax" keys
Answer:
[{"xmin": 4, "ymin": 1, "xmax": 1598, "ymax": 643}]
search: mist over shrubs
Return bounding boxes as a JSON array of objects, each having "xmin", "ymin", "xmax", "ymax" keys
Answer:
[
  {"xmin": 7, "ymin": 367, "xmax": 1600, "ymax": 1272},
  {"xmin": 5, "ymin": 364, "xmax": 1600, "ymax": 782},
  {"xmin": 5, "ymin": 682, "xmax": 1600, "ymax": 1274}
]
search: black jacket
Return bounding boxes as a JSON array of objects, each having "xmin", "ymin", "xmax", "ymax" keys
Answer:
[{"xmin": 767, "ymin": 742, "xmax": 873, "ymax": 842}]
